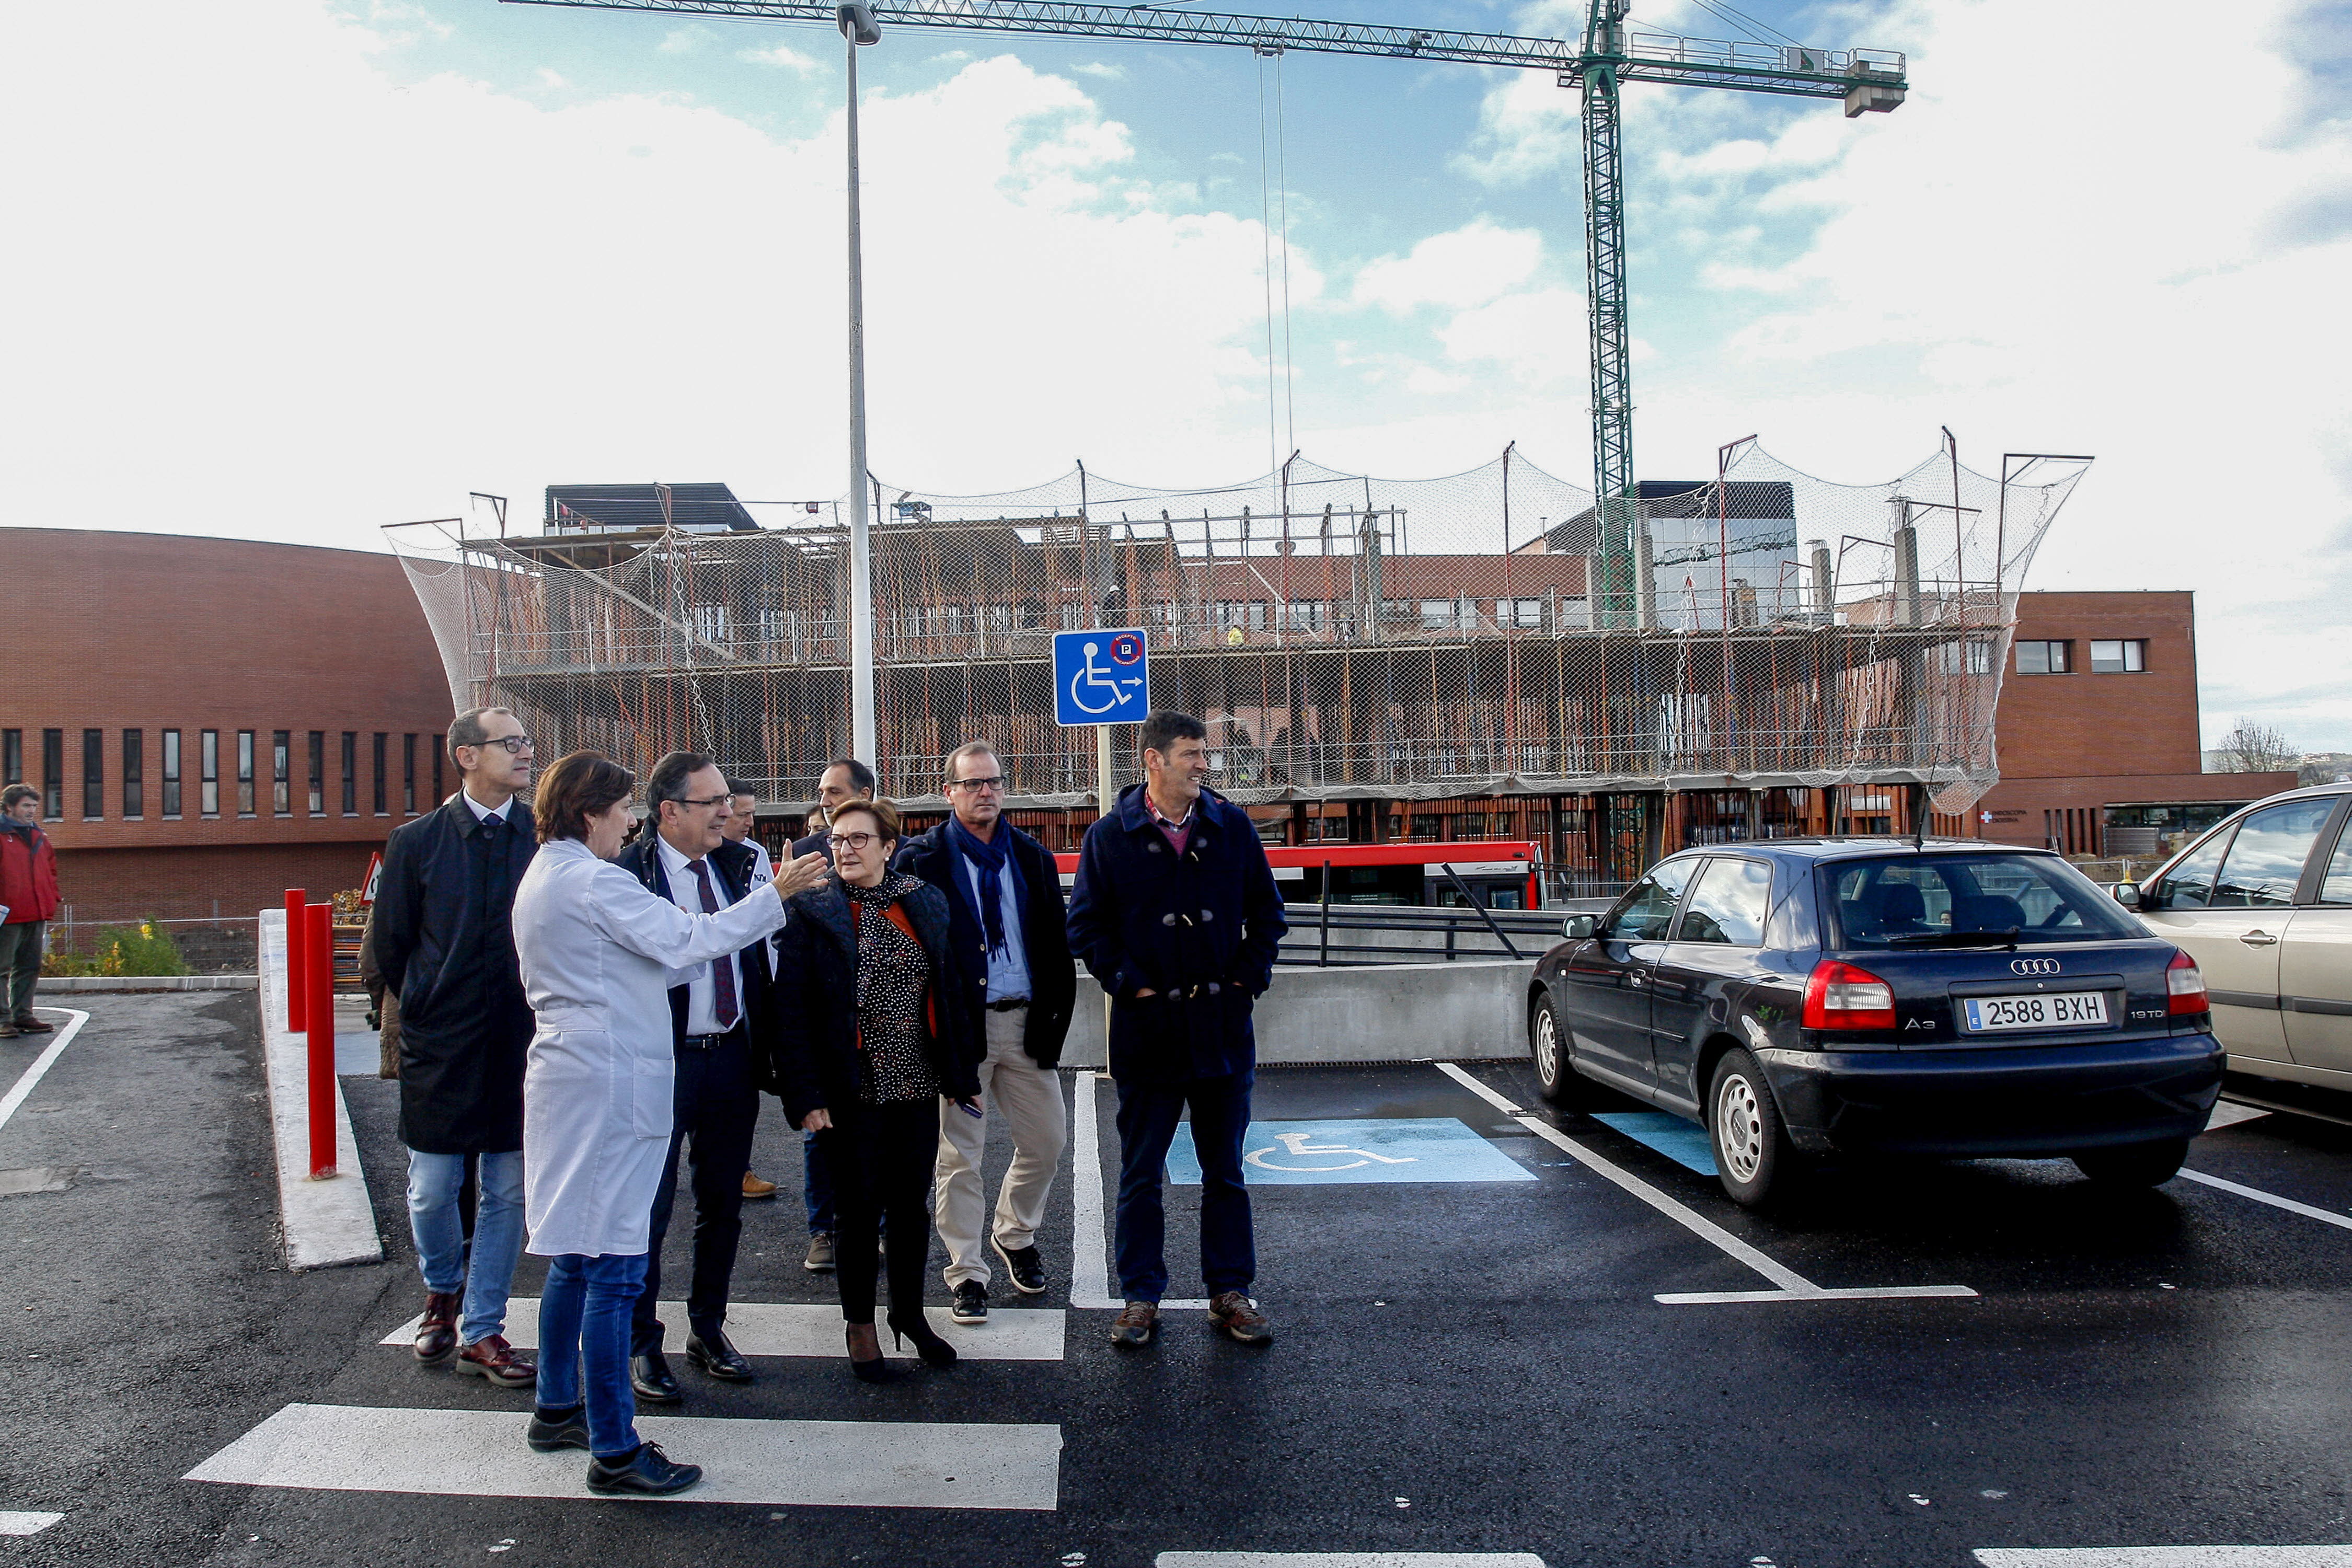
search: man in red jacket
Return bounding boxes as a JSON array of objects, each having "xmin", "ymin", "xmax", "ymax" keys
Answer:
[{"xmin": 0, "ymin": 784, "xmax": 61, "ymax": 1037}]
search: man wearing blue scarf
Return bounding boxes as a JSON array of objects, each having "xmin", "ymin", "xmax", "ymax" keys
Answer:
[{"xmin": 894, "ymin": 741, "xmax": 1077, "ymax": 1326}]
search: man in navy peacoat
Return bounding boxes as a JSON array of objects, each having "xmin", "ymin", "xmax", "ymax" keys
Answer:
[{"xmin": 1066, "ymin": 712, "xmax": 1286, "ymax": 1350}]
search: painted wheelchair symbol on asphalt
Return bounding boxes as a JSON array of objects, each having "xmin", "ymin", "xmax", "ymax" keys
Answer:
[{"xmin": 1246, "ymin": 1129, "xmax": 1421, "ymax": 1173}]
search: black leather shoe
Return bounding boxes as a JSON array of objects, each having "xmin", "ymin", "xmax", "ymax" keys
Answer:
[
  {"xmin": 685, "ymin": 1328, "xmax": 754, "ymax": 1382},
  {"xmin": 993, "ymin": 1237, "xmax": 1048, "ymax": 1296},
  {"xmin": 586, "ymin": 1441, "xmax": 702, "ymax": 1496},
  {"xmin": 630, "ymin": 1351, "xmax": 682, "ymax": 1404},
  {"xmin": 525, "ymin": 1404, "xmax": 591, "ymax": 1453}
]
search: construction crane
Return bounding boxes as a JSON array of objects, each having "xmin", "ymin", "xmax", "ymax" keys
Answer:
[{"xmin": 508, "ymin": 0, "xmax": 1908, "ymax": 626}]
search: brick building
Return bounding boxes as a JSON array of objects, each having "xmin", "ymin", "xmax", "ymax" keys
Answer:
[
  {"xmin": 0, "ymin": 529, "xmax": 454, "ymax": 925},
  {"xmin": 1964, "ymin": 591, "xmax": 2295, "ymax": 855}
]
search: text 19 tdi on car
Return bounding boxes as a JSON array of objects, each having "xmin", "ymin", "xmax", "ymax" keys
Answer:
[{"xmin": 1527, "ymin": 839, "xmax": 2223, "ymax": 1205}]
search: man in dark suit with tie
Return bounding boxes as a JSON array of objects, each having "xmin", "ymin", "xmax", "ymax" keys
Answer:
[
  {"xmin": 370, "ymin": 706, "xmax": 542, "ymax": 1389},
  {"xmin": 615, "ymin": 751, "xmax": 824, "ymax": 1402}
]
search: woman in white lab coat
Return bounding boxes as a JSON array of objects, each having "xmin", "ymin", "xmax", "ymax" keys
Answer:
[{"xmin": 509, "ymin": 751, "xmax": 804, "ymax": 1497}]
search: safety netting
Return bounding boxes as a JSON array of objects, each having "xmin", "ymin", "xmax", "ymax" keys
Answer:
[{"xmin": 387, "ymin": 441, "xmax": 2086, "ymax": 816}]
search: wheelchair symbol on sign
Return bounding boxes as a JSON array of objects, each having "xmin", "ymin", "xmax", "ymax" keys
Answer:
[
  {"xmin": 1244, "ymin": 1129, "xmax": 1420, "ymax": 1173},
  {"xmin": 1068, "ymin": 637, "xmax": 1146, "ymax": 717}
]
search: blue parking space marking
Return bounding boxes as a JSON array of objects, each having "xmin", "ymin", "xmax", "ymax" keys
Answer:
[
  {"xmin": 1591, "ymin": 1112, "xmax": 1719, "ymax": 1175},
  {"xmin": 1164, "ymin": 1119, "xmax": 1537, "ymax": 1185}
]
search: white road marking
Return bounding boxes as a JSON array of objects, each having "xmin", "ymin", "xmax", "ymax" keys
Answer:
[
  {"xmin": 1974, "ymin": 1548, "xmax": 2352, "ymax": 1565},
  {"xmin": 2204, "ymin": 1101, "xmax": 2273, "ymax": 1132},
  {"xmin": 257, "ymin": 910, "xmax": 381, "ymax": 1270},
  {"xmin": 1157, "ymin": 1555, "xmax": 1547, "ymax": 1567},
  {"xmin": 1073, "ymin": 1071, "xmax": 1207, "ymax": 1311},
  {"xmin": 186, "ymin": 1403, "xmax": 1060, "ymax": 1511},
  {"xmin": 2176, "ymin": 1169, "xmax": 2352, "ymax": 1231},
  {"xmin": 1434, "ymin": 1063, "xmax": 1977, "ymax": 1307},
  {"xmin": 0, "ymin": 1009, "xmax": 89, "ymax": 1136},
  {"xmin": 0, "ymin": 1512, "xmax": 63, "ymax": 1536},
  {"xmin": 378, "ymin": 1300, "xmax": 1065, "ymax": 1361}
]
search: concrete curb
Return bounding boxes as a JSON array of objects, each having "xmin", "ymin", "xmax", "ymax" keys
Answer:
[
  {"xmin": 39, "ymin": 974, "xmax": 258, "ymax": 994},
  {"xmin": 257, "ymin": 910, "xmax": 383, "ymax": 1272}
]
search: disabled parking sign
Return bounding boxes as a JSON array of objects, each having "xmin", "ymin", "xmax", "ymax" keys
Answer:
[
  {"xmin": 1053, "ymin": 627, "xmax": 1150, "ymax": 726},
  {"xmin": 1164, "ymin": 1119, "xmax": 1537, "ymax": 1185}
]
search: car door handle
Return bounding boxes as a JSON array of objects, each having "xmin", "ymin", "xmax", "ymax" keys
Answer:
[
  {"xmin": 1628, "ymin": 974, "xmax": 1645, "ymax": 987},
  {"xmin": 2239, "ymin": 930, "xmax": 2279, "ymax": 946}
]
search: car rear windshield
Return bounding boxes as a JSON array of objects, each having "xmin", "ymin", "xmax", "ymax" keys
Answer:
[{"xmin": 1824, "ymin": 854, "xmax": 2144, "ymax": 949}]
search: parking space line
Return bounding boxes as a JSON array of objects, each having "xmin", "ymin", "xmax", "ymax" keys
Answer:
[
  {"xmin": 1433, "ymin": 1063, "xmax": 1977, "ymax": 1307},
  {"xmin": 0, "ymin": 1512, "xmax": 63, "ymax": 1536},
  {"xmin": 0, "ymin": 1009, "xmax": 89, "ymax": 1137},
  {"xmin": 1157, "ymin": 1554, "xmax": 1547, "ymax": 1566},
  {"xmin": 1973, "ymin": 1547, "xmax": 2352, "ymax": 1565},
  {"xmin": 186, "ymin": 1403, "xmax": 1062, "ymax": 1511},
  {"xmin": 2176, "ymin": 1169, "xmax": 2352, "ymax": 1232},
  {"xmin": 376, "ymin": 1301, "xmax": 1066, "ymax": 1360},
  {"xmin": 1073, "ymin": 1071, "xmax": 1207, "ymax": 1311}
]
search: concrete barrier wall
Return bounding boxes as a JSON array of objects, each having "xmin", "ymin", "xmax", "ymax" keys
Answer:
[{"xmin": 1058, "ymin": 958, "xmax": 1539, "ymax": 1069}]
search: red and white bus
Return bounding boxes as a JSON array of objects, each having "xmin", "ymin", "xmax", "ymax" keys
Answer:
[{"xmin": 1054, "ymin": 840, "xmax": 1542, "ymax": 909}]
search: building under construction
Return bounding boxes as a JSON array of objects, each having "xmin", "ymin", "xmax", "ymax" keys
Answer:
[{"xmin": 389, "ymin": 442, "xmax": 2088, "ymax": 890}]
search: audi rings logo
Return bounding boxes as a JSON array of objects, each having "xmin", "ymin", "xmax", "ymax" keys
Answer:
[{"xmin": 2010, "ymin": 958, "xmax": 2062, "ymax": 976}]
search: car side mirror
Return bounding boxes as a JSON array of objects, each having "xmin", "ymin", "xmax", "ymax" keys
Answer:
[
  {"xmin": 2107, "ymin": 882, "xmax": 2143, "ymax": 909},
  {"xmin": 1562, "ymin": 913, "xmax": 1598, "ymax": 941}
]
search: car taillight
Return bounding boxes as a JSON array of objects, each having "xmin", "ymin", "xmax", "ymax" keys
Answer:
[
  {"xmin": 1804, "ymin": 960, "xmax": 1898, "ymax": 1030},
  {"xmin": 2167, "ymin": 950, "xmax": 2209, "ymax": 1014}
]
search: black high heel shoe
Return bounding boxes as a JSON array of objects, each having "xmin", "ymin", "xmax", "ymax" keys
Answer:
[
  {"xmin": 846, "ymin": 1322, "xmax": 901, "ymax": 1384},
  {"xmin": 887, "ymin": 1312, "xmax": 959, "ymax": 1368}
]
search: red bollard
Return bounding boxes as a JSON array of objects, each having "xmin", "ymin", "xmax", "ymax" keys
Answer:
[
  {"xmin": 305, "ymin": 902, "xmax": 337, "ymax": 1179},
  {"xmin": 284, "ymin": 888, "xmax": 308, "ymax": 1034}
]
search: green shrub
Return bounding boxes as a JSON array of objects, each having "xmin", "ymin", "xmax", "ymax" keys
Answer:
[{"xmin": 40, "ymin": 920, "xmax": 194, "ymax": 979}]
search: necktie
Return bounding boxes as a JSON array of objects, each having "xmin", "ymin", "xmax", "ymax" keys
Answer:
[{"xmin": 688, "ymin": 858, "xmax": 741, "ymax": 1030}]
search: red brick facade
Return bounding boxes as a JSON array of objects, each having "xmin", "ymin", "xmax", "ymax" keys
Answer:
[{"xmin": 1, "ymin": 529, "xmax": 454, "ymax": 921}]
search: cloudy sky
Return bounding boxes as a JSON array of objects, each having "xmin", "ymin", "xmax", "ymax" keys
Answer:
[{"xmin": 5, "ymin": 0, "xmax": 2347, "ymax": 747}]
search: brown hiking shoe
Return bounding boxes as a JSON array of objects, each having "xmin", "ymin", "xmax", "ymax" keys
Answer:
[
  {"xmin": 1108, "ymin": 1300, "xmax": 1159, "ymax": 1348},
  {"xmin": 413, "ymin": 1291, "xmax": 460, "ymax": 1364},
  {"xmin": 457, "ymin": 1334, "xmax": 537, "ymax": 1388},
  {"xmin": 1207, "ymin": 1291, "xmax": 1272, "ymax": 1345}
]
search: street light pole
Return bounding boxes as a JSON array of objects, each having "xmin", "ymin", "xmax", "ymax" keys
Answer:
[{"xmin": 840, "ymin": 3, "xmax": 881, "ymax": 770}]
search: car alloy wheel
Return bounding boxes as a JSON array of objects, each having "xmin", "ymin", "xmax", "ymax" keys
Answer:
[
  {"xmin": 1708, "ymin": 1048, "xmax": 1788, "ymax": 1208},
  {"xmin": 1530, "ymin": 996, "xmax": 1566, "ymax": 1102},
  {"xmin": 1715, "ymin": 1072, "xmax": 1765, "ymax": 1184}
]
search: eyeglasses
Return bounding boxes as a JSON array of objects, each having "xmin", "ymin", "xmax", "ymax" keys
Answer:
[
  {"xmin": 676, "ymin": 793, "xmax": 733, "ymax": 811},
  {"xmin": 471, "ymin": 735, "xmax": 533, "ymax": 755},
  {"xmin": 948, "ymin": 775, "xmax": 1006, "ymax": 793},
  {"xmin": 827, "ymin": 831, "xmax": 880, "ymax": 851}
]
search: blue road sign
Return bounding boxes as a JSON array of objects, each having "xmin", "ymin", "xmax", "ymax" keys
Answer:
[
  {"xmin": 1053, "ymin": 627, "xmax": 1150, "ymax": 727},
  {"xmin": 1163, "ymin": 1118, "xmax": 1537, "ymax": 1186}
]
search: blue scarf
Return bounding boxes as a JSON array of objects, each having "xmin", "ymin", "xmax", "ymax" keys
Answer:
[{"xmin": 947, "ymin": 816, "xmax": 1019, "ymax": 956}]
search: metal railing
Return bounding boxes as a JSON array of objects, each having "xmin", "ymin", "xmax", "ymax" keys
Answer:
[{"xmin": 1277, "ymin": 897, "xmax": 1566, "ymax": 968}]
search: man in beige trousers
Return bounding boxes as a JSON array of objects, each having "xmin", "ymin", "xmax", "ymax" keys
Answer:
[{"xmin": 893, "ymin": 742, "xmax": 1078, "ymax": 1324}]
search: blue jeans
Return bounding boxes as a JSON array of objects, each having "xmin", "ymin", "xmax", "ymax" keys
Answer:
[
  {"xmin": 803, "ymin": 1126, "xmax": 835, "ymax": 1236},
  {"xmin": 1113, "ymin": 1070, "xmax": 1255, "ymax": 1304},
  {"xmin": 405, "ymin": 1148, "xmax": 525, "ymax": 1345},
  {"xmin": 537, "ymin": 1253, "xmax": 645, "ymax": 1461}
]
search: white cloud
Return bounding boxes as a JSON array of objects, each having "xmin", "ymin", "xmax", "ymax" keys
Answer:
[
  {"xmin": 738, "ymin": 42, "xmax": 823, "ymax": 74},
  {"xmin": 1072, "ymin": 62, "xmax": 1125, "ymax": 80},
  {"xmin": 658, "ymin": 24, "xmax": 714, "ymax": 54},
  {"xmin": 1436, "ymin": 288, "xmax": 1585, "ymax": 387},
  {"xmin": 1353, "ymin": 219, "xmax": 1543, "ymax": 314}
]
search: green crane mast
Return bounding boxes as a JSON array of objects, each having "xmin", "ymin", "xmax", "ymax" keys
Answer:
[{"xmin": 509, "ymin": 0, "xmax": 1907, "ymax": 620}]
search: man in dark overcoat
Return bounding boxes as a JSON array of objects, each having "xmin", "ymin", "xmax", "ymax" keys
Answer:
[
  {"xmin": 615, "ymin": 752, "xmax": 825, "ymax": 1403},
  {"xmin": 1066, "ymin": 711, "xmax": 1286, "ymax": 1350},
  {"xmin": 371, "ymin": 705, "xmax": 540, "ymax": 1389}
]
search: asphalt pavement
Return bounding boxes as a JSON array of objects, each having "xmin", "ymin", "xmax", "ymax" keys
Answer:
[{"xmin": 6, "ymin": 994, "xmax": 2352, "ymax": 1567}]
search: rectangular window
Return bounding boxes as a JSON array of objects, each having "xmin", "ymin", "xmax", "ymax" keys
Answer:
[
  {"xmin": 433, "ymin": 744, "xmax": 444, "ymax": 807},
  {"xmin": 2089, "ymin": 638, "xmax": 2147, "ymax": 673},
  {"xmin": 341, "ymin": 732, "xmax": 358, "ymax": 815},
  {"xmin": 43, "ymin": 729, "xmax": 64, "ymax": 819},
  {"xmin": 2015, "ymin": 639, "xmax": 2071, "ymax": 674},
  {"xmin": 2, "ymin": 729, "xmax": 18, "ymax": 785},
  {"xmin": 82, "ymin": 728, "xmax": 103, "ymax": 819},
  {"xmin": 272, "ymin": 730, "xmax": 291, "ymax": 815},
  {"xmin": 202, "ymin": 730, "xmax": 220, "ymax": 816},
  {"xmin": 162, "ymin": 730, "xmax": 182, "ymax": 818},
  {"xmin": 122, "ymin": 729, "xmax": 143, "ymax": 819},
  {"xmin": 403, "ymin": 734, "xmax": 417, "ymax": 815},
  {"xmin": 308, "ymin": 732, "xmax": 325, "ymax": 815},
  {"xmin": 237, "ymin": 730, "xmax": 256, "ymax": 816},
  {"xmin": 373, "ymin": 732, "xmax": 388, "ymax": 815},
  {"xmin": 1509, "ymin": 597, "xmax": 1548, "ymax": 630},
  {"xmin": 1420, "ymin": 598, "xmax": 1457, "ymax": 630},
  {"xmin": 1936, "ymin": 639, "xmax": 1996, "ymax": 675},
  {"xmin": 1281, "ymin": 601, "xmax": 1327, "ymax": 633}
]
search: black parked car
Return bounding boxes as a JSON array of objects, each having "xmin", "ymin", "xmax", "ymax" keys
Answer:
[{"xmin": 1529, "ymin": 839, "xmax": 2223, "ymax": 1205}]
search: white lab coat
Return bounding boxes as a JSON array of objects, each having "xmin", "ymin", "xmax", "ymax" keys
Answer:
[{"xmin": 512, "ymin": 836, "xmax": 789, "ymax": 1258}]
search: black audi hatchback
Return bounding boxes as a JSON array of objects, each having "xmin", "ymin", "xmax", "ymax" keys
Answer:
[{"xmin": 1528, "ymin": 838, "xmax": 2223, "ymax": 1205}]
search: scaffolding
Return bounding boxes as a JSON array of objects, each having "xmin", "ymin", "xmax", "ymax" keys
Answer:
[{"xmin": 387, "ymin": 441, "xmax": 2087, "ymax": 823}]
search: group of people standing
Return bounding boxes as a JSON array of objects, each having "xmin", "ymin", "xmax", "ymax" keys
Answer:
[{"xmin": 370, "ymin": 706, "xmax": 1287, "ymax": 1496}]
